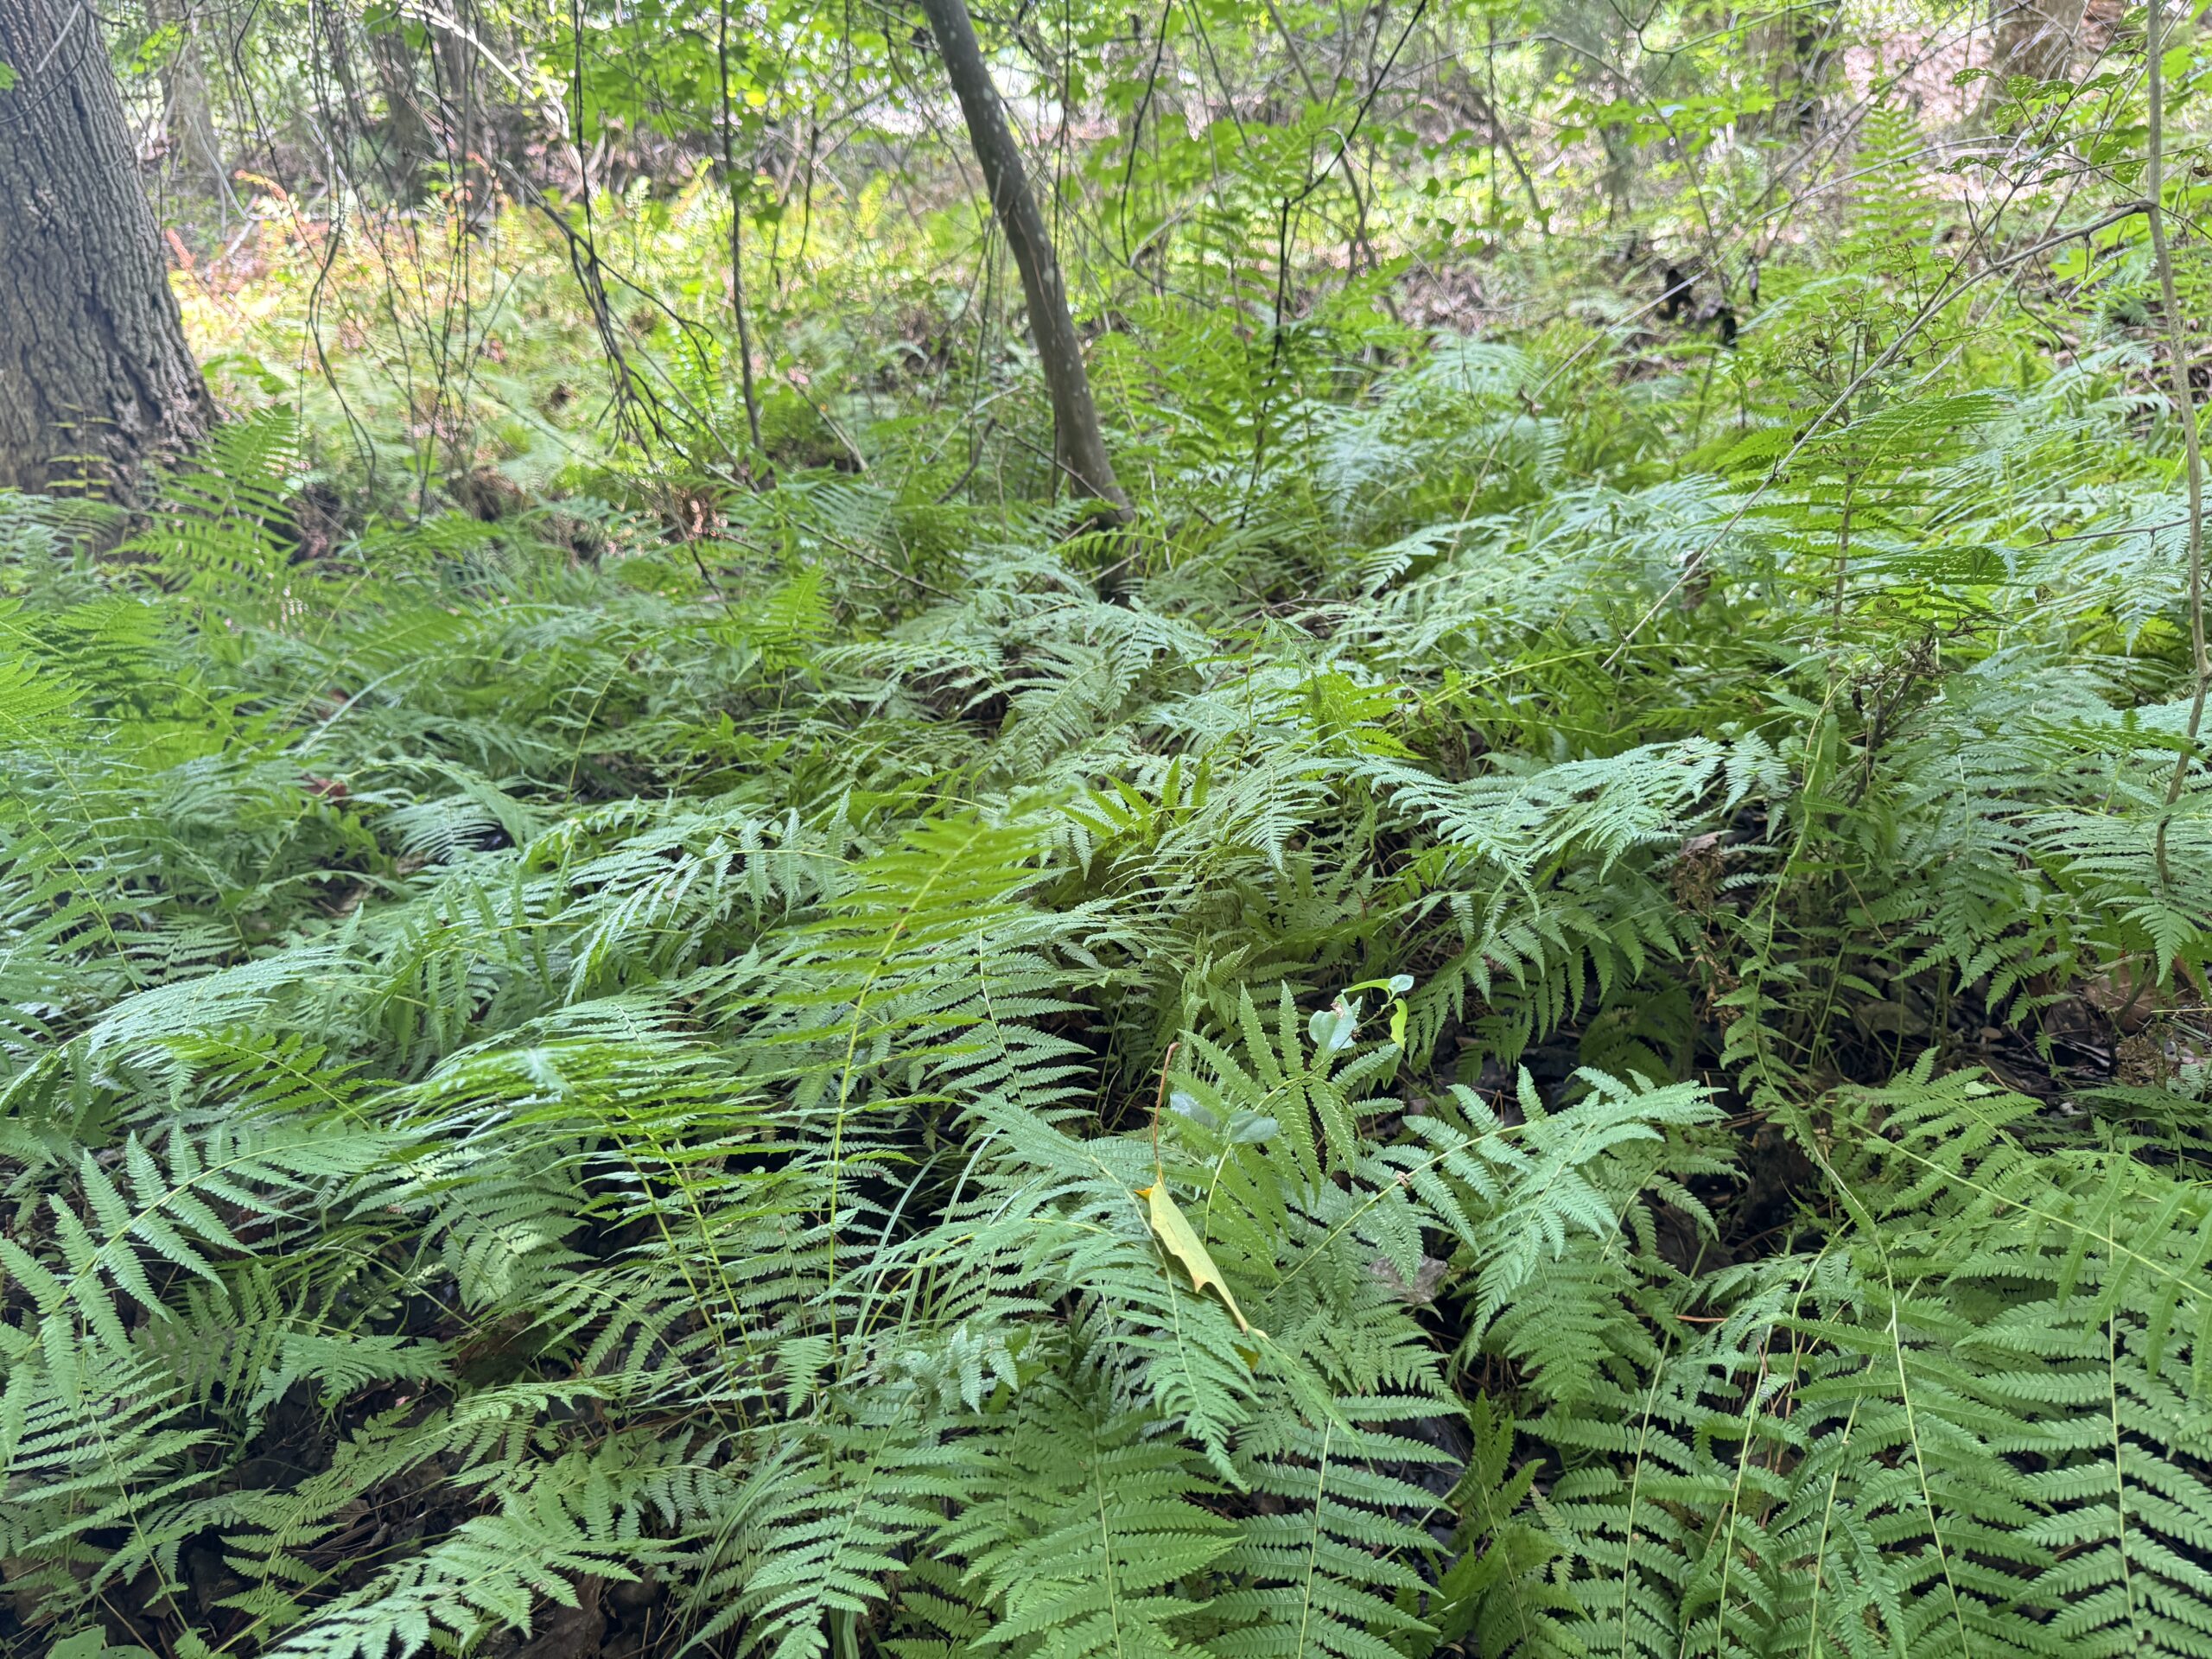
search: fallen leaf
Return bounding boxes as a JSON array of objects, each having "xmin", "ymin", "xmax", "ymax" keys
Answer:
[{"xmin": 1137, "ymin": 1181, "xmax": 1251, "ymax": 1333}]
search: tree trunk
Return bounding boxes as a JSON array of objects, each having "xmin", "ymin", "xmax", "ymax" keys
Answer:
[
  {"xmin": 1988, "ymin": 0, "xmax": 2088, "ymax": 91},
  {"xmin": 0, "ymin": 0, "xmax": 212, "ymax": 497},
  {"xmin": 366, "ymin": 22, "xmax": 435, "ymax": 204},
  {"xmin": 432, "ymin": 0, "xmax": 486, "ymax": 228},
  {"xmin": 918, "ymin": 0, "xmax": 1128, "ymax": 516},
  {"xmin": 1747, "ymin": 0, "xmax": 1841, "ymax": 135},
  {"xmin": 1779, "ymin": 0, "xmax": 1841, "ymax": 132},
  {"xmin": 149, "ymin": 0, "xmax": 231, "ymax": 210}
]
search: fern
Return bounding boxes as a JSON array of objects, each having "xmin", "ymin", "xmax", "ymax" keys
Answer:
[{"xmin": 10, "ymin": 235, "xmax": 2212, "ymax": 1659}]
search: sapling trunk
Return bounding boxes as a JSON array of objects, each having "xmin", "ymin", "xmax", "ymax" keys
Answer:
[
  {"xmin": 2149, "ymin": 0, "xmax": 2207, "ymax": 885},
  {"xmin": 918, "ymin": 0, "xmax": 1128, "ymax": 518}
]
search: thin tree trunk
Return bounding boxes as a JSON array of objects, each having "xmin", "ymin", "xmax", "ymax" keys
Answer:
[
  {"xmin": 149, "ymin": 0, "xmax": 233, "ymax": 213},
  {"xmin": 433, "ymin": 0, "xmax": 482, "ymax": 226},
  {"xmin": 1988, "ymin": 0, "xmax": 2088, "ymax": 90},
  {"xmin": 367, "ymin": 22, "xmax": 435, "ymax": 204},
  {"xmin": 0, "ymin": 0, "xmax": 212, "ymax": 497},
  {"xmin": 1741, "ymin": 0, "xmax": 1840, "ymax": 135},
  {"xmin": 2150, "ymin": 0, "xmax": 2206, "ymax": 882},
  {"xmin": 1980, "ymin": 0, "xmax": 2088, "ymax": 127},
  {"xmin": 1780, "ymin": 0, "xmax": 1841, "ymax": 133},
  {"xmin": 1255, "ymin": 0, "xmax": 1382, "ymax": 276},
  {"xmin": 717, "ymin": 0, "xmax": 765, "ymax": 456},
  {"xmin": 918, "ymin": 0, "xmax": 1128, "ymax": 516}
]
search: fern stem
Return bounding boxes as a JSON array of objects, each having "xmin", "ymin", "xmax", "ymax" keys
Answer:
[
  {"xmin": 1829, "ymin": 471, "xmax": 1857, "ymax": 627},
  {"xmin": 2150, "ymin": 0, "xmax": 2209, "ymax": 887},
  {"xmin": 1148, "ymin": 1039, "xmax": 1179, "ymax": 1185}
]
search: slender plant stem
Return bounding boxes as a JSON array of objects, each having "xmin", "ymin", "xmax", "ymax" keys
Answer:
[
  {"xmin": 717, "ymin": 0, "xmax": 766, "ymax": 458},
  {"xmin": 2150, "ymin": 0, "xmax": 2209, "ymax": 886},
  {"xmin": 1149, "ymin": 1040, "xmax": 1179, "ymax": 1186}
]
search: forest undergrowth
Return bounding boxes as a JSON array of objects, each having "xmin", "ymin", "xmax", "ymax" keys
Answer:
[{"xmin": 8, "ymin": 178, "xmax": 2212, "ymax": 1659}]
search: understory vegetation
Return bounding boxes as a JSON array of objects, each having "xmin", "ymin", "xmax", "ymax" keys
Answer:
[
  {"xmin": 11, "ymin": 278, "xmax": 2212, "ymax": 1656},
  {"xmin": 6, "ymin": 0, "xmax": 2212, "ymax": 1653}
]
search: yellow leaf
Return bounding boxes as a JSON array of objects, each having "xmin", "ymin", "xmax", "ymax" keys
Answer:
[{"xmin": 1137, "ymin": 1182, "xmax": 1251, "ymax": 1333}]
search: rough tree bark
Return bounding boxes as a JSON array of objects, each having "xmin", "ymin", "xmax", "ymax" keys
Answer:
[
  {"xmin": 432, "ymin": 0, "xmax": 486, "ymax": 227},
  {"xmin": 366, "ymin": 22, "xmax": 435, "ymax": 204},
  {"xmin": 1986, "ymin": 0, "xmax": 2088, "ymax": 102},
  {"xmin": 149, "ymin": 0, "xmax": 232, "ymax": 210},
  {"xmin": 1748, "ymin": 0, "xmax": 1841, "ymax": 135},
  {"xmin": 0, "ymin": 0, "xmax": 212, "ymax": 496},
  {"xmin": 918, "ymin": 0, "xmax": 1128, "ymax": 516}
]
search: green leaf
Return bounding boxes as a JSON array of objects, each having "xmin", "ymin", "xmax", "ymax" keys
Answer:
[
  {"xmin": 1308, "ymin": 996, "xmax": 1359, "ymax": 1054},
  {"xmin": 1136, "ymin": 1181, "xmax": 1253, "ymax": 1333}
]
